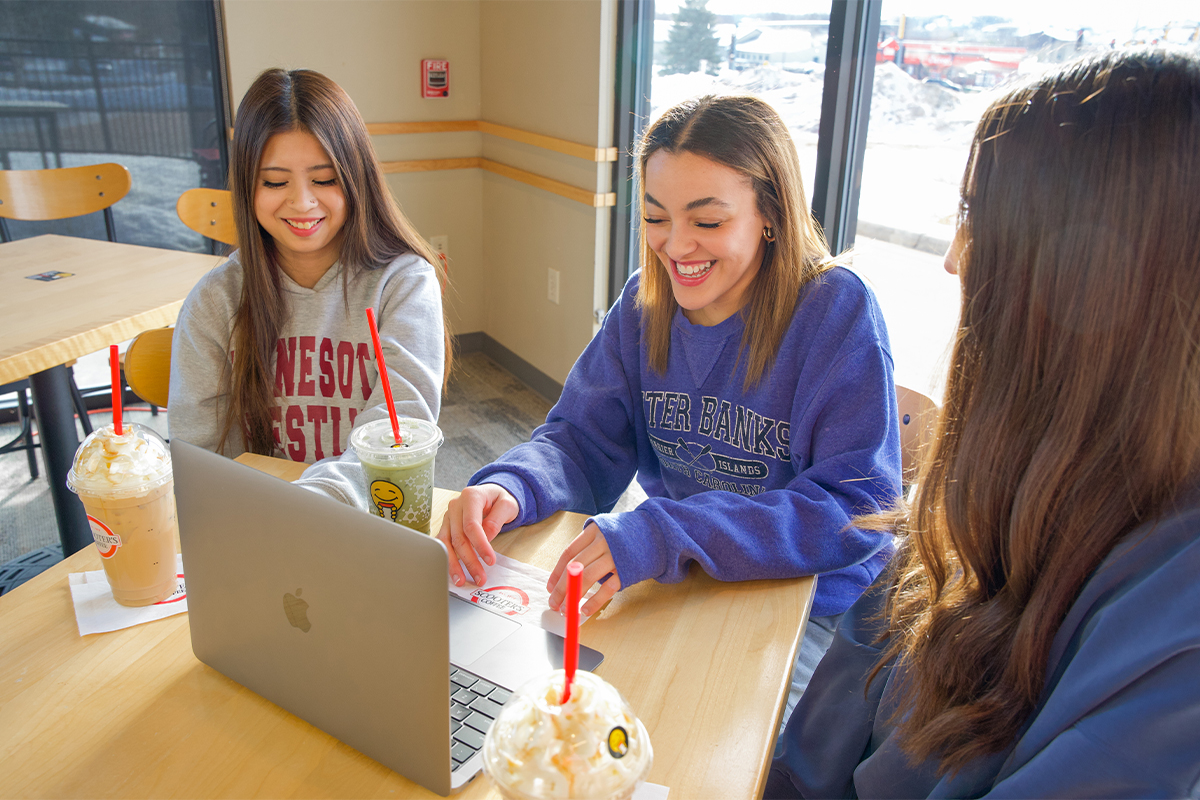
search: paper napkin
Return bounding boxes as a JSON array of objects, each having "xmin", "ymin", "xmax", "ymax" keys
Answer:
[{"xmin": 69, "ymin": 553, "xmax": 187, "ymax": 636}]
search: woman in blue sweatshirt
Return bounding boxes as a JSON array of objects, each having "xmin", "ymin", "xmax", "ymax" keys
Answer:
[
  {"xmin": 768, "ymin": 49, "xmax": 1200, "ymax": 797},
  {"xmin": 438, "ymin": 95, "xmax": 901, "ymax": 703}
]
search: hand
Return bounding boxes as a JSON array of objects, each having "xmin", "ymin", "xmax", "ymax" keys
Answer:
[
  {"xmin": 436, "ymin": 484, "xmax": 519, "ymax": 587},
  {"xmin": 547, "ymin": 523, "xmax": 622, "ymax": 617}
]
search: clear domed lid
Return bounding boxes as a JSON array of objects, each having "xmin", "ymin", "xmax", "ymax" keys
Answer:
[{"xmin": 482, "ymin": 670, "xmax": 652, "ymax": 800}]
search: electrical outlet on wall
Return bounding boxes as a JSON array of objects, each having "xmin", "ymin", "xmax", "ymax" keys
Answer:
[
  {"xmin": 547, "ymin": 268, "xmax": 560, "ymax": 305},
  {"xmin": 429, "ymin": 235, "xmax": 449, "ymax": 257}
]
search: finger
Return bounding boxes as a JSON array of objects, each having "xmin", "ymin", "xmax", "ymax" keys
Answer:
[
  {"xmin": 448, "ymin": 498, "xmax": 489, "ymax": 587},
  {"xmin": 480, "ymin": 491, "xmax": 519, "ymax": 544},
  {"xmin": 580, "ymin": 577, "xmax": 620, "ymax": 617},
  {"xmin": 553, "ymin": 535, "xmax": 619, "ymax": 612},
  {"xmin": 438, "ymin": 499, "xmax": 469, "ymax": 587},
  {"xmin": 547, "ymin": 530, "xmax": 595, "ymax": 604},
  {"xmin": 459, "ymin": 491, "xmax": 497, "ymax": 570}
]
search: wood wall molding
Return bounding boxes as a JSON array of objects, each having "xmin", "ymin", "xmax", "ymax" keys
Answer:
[
  {"xmin": 378, "ymin": 156, "xmax": 615, "ymax": 208},
  {"xmin": 364, "ymin": 120, "xmax": 617, "ymax": 163},
  {"xmin": 233, "ymin": 120, "xmax": 616, "ymax": 207}
]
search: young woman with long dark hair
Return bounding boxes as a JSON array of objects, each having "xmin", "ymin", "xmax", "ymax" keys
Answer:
[
  {"xmin": 438, "ymin": 95, "xmax": 901, "ymax": 706},
  {"xmin": 170, "ymin": 68, "xmax": 451, "ymax": 502},
  {"xmin": 768, "ymin": 49, "xmax": 1200, "ymax": 797}
]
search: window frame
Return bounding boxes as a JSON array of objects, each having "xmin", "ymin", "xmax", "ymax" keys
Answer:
[{"xmin": 608, "ymin": 0, "xmax": 882, "ymax": 295}]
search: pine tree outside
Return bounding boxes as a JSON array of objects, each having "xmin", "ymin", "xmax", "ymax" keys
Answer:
[{"xmin": 660, "ymin": 0, "xmax": 722, "ymax": 76}]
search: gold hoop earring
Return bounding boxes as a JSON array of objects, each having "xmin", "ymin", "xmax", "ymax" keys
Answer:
[{"xmin": 763, "ymin": 227, "xmax": 776, "ymax": 243}]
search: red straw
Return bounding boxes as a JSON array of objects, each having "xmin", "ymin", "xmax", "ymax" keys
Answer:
[
  {"xmin": 562, "ymin": 561, "xmax": 583, "ymax": 703},
  {"xmin": 365, "ymin": 308, "xmax": 401, "ymax": 444},
  {"xmin": 110, "ymin": 344, "xmax": 122, "ymax": 435}
]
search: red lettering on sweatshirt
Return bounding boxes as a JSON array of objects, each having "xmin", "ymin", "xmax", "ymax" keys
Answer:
[
  {"xmin": 336, "ymin": 341, "xmax": 355, "ymax": 399},
  {"xmin": 331, "ymin": 406, "xmax": 343, "ymax": 456},
  {"xmin": 298, "ymin": 336, "xmax": 316, "ymax": 397},
  {"xmin": 318, "ymin": 338, "xmax": 335, "ymax": 398},
  {"xmin": 356, "ymin": 342, "xmax": 371, "ymax": 400},
  {"xmin": 285, "ymin": 405, "xmax": 305, "ymax": 461},
  {"xmin": 307, "ymin": 406, "xmax": 328, "ymax": 461},
  {"xmin": 276, "ymin": 338, "xmax": 297, "ymax": 395}
]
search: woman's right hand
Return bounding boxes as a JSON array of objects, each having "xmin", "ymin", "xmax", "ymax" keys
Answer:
[{"xmin": 436, "ymin": 484, "xmax": 520, "ymax": 587}]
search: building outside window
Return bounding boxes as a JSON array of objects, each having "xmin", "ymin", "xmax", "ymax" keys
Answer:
[{"xmin": 644, "ymin": 0, "xmax": 1200, "ymax": 396}]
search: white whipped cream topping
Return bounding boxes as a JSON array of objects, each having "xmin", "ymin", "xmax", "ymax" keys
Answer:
[
  {"xmin": 69, "ymin": 424, "xmax": 171, "ymax": 495},
  {"xmin": 484, "ymin": 670, "xmax": 651, "ymax": 800}
]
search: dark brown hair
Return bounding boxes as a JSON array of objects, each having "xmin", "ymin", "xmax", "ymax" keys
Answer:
[
  {"xmin": 633, "ymin": 95, "xmax": 833, "ymax": 388},
  {"xmin": 221, "ymin": 68, "xmax": 452, "ymax": 455},
  {"xmin": 867, "ymin": 50, "xmax": 1200, "ymax": 773}
]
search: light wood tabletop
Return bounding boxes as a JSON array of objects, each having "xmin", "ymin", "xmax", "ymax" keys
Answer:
[
  {"xmin": 0, "ymin": 234, "xmax": 223, "ymax": 384},
  {"xmin": 0, "ymin": 233, "xmax": 225, "ymax": 557},
  {"xmin": 0, "ymin": 453, "xmax": 814, "ymax": 799}
]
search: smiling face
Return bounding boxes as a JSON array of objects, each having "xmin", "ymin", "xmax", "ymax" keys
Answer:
[
  {"xmin": 254, "ymin": 129, "xmax": 347, "ymax": 286},
  {"xmin": 643, "ymin": 150, "xmax": 769, "ymax": 327}
]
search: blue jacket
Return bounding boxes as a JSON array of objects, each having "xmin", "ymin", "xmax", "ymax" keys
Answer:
[
  {"xmin": 471, "ymin": 268, "xmax": 901, "ymax": 616},
  {"xmin": 770, "ymin": 488, "xmax": 1200, "ymax": 797}
]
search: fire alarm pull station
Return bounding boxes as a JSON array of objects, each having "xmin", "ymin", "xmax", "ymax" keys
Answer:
[{"xmin": 422, "ymin": 59, "xmax": 449, "ymax": 98}]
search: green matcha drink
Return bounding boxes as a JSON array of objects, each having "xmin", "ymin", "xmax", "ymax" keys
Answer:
[{"xmin": 350, "ymin": 417, "xmax": 444, "ymax": 533}]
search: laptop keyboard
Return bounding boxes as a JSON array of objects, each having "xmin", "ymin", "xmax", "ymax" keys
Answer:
[{"xmin": 450, "ymin": 666, "xmax": 513, "ymax": 771}]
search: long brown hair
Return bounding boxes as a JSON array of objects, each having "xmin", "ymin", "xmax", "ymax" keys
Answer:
[
  {"xmin": 221, "ymin": 68, "xmax": 452, "ymax": 455},
  {"xmin": 868, "ymin": 50, "xmax": 1200, "ymax": 773},
  {"xmin": 633, "ymin": 95, "xmax": 833, "ymax": 388}
]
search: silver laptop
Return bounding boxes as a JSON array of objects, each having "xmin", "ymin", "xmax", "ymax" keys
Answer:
[{"xmin": 171, "ymin": 440, "xmax": 603, "ymax": 795}]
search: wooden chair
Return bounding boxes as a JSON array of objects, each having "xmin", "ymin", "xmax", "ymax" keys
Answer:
[
  {"xmin": 176, "ymin": 188, "xmax": 236, "ymax": 252},
  {"xmin": 0, "ymin": 162, "xmax": 131, "ymax": 243},
  {"xmin": 896, "ymin": 384, "xmax": 938, "ymax": 497},
  {"xmin": 0, "ymin": 163, "xmax": 133, "ymax": 440},
  {"xmin": 123, "ymin": 328, "xmax": 174, "ymax": 409}
]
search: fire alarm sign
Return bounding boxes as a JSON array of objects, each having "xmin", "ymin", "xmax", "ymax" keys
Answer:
[{"xmin": 422, "ymin": 59, "xmax": 449, "ymax": 98}]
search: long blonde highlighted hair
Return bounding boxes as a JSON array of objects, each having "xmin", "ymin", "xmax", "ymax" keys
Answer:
[{"xmin": 634, "ymin": 95, "xmax": 833, "ymax": 388}]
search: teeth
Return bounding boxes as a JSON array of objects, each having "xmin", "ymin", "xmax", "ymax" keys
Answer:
[
  {"xmin": 286, "ymin": 219, "xmax": 320, "ymax": 230},
  {"xmin": 676, "ymin": 261, "xmax": 713, "ymax": 276}
]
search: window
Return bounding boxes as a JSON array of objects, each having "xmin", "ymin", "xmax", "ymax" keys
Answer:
[
  {"xmin": 0, "ymin": 0, "xmax": 229, "ymax": 252},
  {"xmin": 617, "ymin": 0, "xmax": 1200, "ymax": 397}
]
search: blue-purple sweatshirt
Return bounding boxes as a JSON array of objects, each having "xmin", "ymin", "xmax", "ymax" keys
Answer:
[
  {"xmin": 472, "ymin": 267, "xmax": 901, "ymax": 616},
  {"xmin": 769, "ymin": 484, "xmax": 1200, "ymax": 798}
]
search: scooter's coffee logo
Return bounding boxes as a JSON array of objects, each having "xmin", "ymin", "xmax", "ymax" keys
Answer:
[
  {"xmin": 470, "ymin": 585, "xmax": 530, "ymax": 616},
  {"xmin": 88, "ymin": 516, "xmax": 122, "ymax": 559}
]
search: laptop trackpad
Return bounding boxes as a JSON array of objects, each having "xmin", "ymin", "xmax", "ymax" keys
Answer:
[{"xmin": 448, "ymin": 594, "xmax": 521, "ymax": 665}]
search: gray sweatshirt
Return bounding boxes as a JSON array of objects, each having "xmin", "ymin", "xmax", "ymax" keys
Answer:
[{"xmin": 169, "ymin": 251, "xmax": 443, "ymax": 507}]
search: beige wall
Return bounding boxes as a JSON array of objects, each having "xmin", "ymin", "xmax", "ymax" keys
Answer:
[
  {"xmin": 480, "ymin": 0, "xmax": 615, "ymax": 383},
  {"xmin": 223, "ymin": 0, "xmax": 616, "ymax": 386}
]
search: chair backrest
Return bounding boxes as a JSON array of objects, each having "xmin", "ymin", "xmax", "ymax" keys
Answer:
[
  {"xmin": 123, "ymin": 327, "xmax": 174, "ymax": 409},
  {"xmin": 176, "ymin": 188, "xmax": 237, "ymax": 246},
  {"xmin": 0, "ymin": 163, "xmax": 132, "ymax": 242},
  {"xmin": 896, "ymin": 384, "xmax": 938, "ymax": 489}
]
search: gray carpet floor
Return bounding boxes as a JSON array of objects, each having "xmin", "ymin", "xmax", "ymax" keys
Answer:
[{"xmin": 0, "ymin": 352, "xmax": 645, "ymax": 573}]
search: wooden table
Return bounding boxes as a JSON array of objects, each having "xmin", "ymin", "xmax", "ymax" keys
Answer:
[
  {"xmin": 0, "ymin": 234, "xmax": 224, "ymax": 555},
  {"xmin": 0, "ymin": 453, "xmax": 815, "ymax": 799}
]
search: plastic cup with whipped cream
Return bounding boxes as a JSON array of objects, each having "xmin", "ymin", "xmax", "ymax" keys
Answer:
[
  {"xmin": 482, "ymin": 669, "xmax": 653, "ymax": 800},
  {"xmin": 66, "ymin": 422, "xmax": 178, "ymax": 606}
]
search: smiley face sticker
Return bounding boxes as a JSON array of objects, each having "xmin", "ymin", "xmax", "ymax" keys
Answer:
[
  {"xmin": 369, "ymin": 479, "xmax": 404, "ymax": 522},
  {"xmin": 607, "ymin": 725, "xmax": 629, "ymax": 758}
]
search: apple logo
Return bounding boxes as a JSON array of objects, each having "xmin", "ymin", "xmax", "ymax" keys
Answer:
[{"xmin": 283, "ymin": 588, "xmax": 311, "ymax": 633}]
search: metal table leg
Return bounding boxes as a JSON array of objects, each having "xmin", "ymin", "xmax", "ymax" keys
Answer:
[{"xmin": 28, "ymin": 365, "xmax": 91, "ymax": 555}]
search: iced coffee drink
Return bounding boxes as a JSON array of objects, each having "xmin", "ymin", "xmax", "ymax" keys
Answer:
[
  {"xmin": 482, "ymin": 670, "xmax": 652, "ymax": 800},
  {"xmin": 350, "ymin": 417, "xmax": 443, "ymax": 533},
  {"xmin": 66, "ymin": 423, "xmax": 178, "ymax": 606}
]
